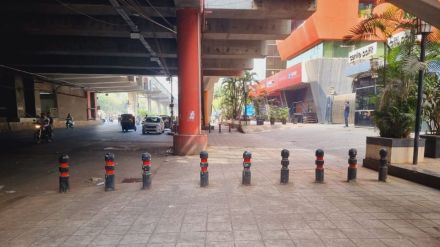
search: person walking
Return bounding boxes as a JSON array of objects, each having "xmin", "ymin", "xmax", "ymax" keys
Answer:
[{"xmin": 344, "ymin": 101, "xmax": 350, "ymax": 127}]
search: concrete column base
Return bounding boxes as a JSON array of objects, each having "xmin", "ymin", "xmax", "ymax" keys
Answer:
[{"xmin": 174, "ymin": 134, "xmax": 208, "ymax": 155}]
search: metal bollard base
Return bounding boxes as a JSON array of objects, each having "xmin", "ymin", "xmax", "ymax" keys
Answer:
[
  {"xmin": 378, "ymin": 167, "xmax": 388, "ymax": 182},
  {"xmin": 105, "ymin": 174, "xmax": 115, "ymax": 191},
  {"xmin": 347, "ymin": 168, "xmax": 357, "ymax": 182},
  {"xmin": 59, "ymin": 177, "xmax": 70, "ymax": 193},
  {"xmin": 200, "ymin": 172, "xmax": 209, "ymax": 187},
  {"xmin": 242, "ymin": 170, "xmax": 251, "ymax": 185},
  {"xmin": 142, "ymin": 174, "xmax": 151, "ymax": 189},
  {"xmin": 315, "ymin": 170, "xmax": 324, "ymax": 183},
  {"xmin": 280, "ymin": 169, "xmax": 289, "ymax": 184}
]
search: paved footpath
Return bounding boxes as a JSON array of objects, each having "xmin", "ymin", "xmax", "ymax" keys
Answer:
[{"xmin": 1, "ymin": 125, "xmax": 440, "ymax": 246}]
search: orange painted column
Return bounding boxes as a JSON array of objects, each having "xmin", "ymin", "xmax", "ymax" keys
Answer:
[{"xmin": 174, "ymin": 8, "xmax": 207, "ymax": 155}]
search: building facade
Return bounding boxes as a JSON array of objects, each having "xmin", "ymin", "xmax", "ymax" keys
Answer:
[{"xmin": 253, "ymin": 0, "xmax": 383, "ymax": 125}]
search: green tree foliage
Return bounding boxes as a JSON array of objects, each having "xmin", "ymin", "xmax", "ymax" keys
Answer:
[
  {"xmin": 344, "ymin": 4, "xmax": 440, "ymax": 138},
  {"xmin": 423, "ymin": 74, "xmax": 440, "ymax": 135},
  {"xmin": 97, "ymin": 93, "xmax": 128, "ymax": 115},
  {"xmin": 219, "ymin": 71, "xmax": 256, "ymax": 120}
]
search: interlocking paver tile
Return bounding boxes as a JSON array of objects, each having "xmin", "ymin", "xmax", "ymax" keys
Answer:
[
  {"xmin": 264, "ymin": 239, "xmax": 296, "ymax": 247},
  {"xmin": 261, "ymin": 230, "xmax": 291, "ymax": 240},
  {"xmin": 2, "ymin": 126, "xmax": 440, "ymax": 247},
  {"xmin": 90, "ymin": 234, "xmax": 123, "ymax": 246},
  {"xmin": 119, "ymin": 233, "xmax": 151, "ymax": 244}
]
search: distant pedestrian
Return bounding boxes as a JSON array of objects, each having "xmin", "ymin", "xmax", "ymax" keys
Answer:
[{"xmin": 344, "ymin": 101, "xmax": 350, "ymax": 127}]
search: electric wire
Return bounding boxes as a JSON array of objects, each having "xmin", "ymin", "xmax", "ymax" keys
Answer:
[
  {"xmin": 118, "ymin": 0, "xmax": 172, "ymax": 75},
  {"xmin": 144, "ymin": 0, "xmax": 175, "ymax": 30},
  {"xmin": 119, "ymin": 0, "xmax": 176, "ymax": 34},
  {"xmin": 54, "ymin": 0, "xmax": 128, "ymax": 26},
  {"xmin": 0, "ymin": 65, "xmax": 87, "ymax": 88}
]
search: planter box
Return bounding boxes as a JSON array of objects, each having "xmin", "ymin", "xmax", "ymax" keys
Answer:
[
  {"xmin": 421, "ymin": 134, "xmax": 440, "ymax": 158},
  {"xmin": 363, "ymin": 136, "xmax": 425, "ymax": 169}
]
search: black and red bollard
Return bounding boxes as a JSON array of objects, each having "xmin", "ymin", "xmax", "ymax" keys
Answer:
[
  {"xmin": 378, "ymin": 148, "xmax": 388, "ymax": 182},
  {"xmin": 315, "ymin": 149, "xmax": 324, "ymax": 183},
  {"xmin": 280, "ymin": 149, "xmax": 290, "ymax": 184},
  {"xmin": 242, "ymin": 151, "xmax": 252, "ymax": 185},
  {"xmin": 229, "ymin": 123, "xmax": 231, "ymax": 133},
  {"xmin": 218, "ymin": 123, "xmax": 222, "ymax": 133},
  {"xmin": 200, "ymin": 151, "xmax": 209, "ymax": 187},
  {"xmin": 347, "ymin": 148, "xmax": 357, "ymax": 182},
  {"xmin": 142, "ymin": 153, "xmax": 152, "ymax": 189},
  {"xmin": 104, "ymin": 152, "xmax": 115, "ymax": 191},
  {"xmin": 59, "ymin": 154, "xmax": 70, "ymax": 193}
]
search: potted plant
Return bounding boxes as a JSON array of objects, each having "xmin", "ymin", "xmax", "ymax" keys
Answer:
[
  {"xmin": 343, "ymin": 6, "xmax": 439, "ymax": 167},
  {"xmin": 252, "ymin": 95, "xmax": 266, "ymax": 125},
  {"xmin": 421, "ymin": 74, "xmax": 440, "ymax": 158},
  {"xmin": 269, "ymin": 106, "xmax": 278, "ymax": 125},
  {"xmin": 278, "ymin": 107, "xmax": 289, "ymax": 125}
]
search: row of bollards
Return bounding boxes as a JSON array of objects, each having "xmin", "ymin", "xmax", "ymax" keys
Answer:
[
  {"xmin": 58, "ymin": 148, "xmax": 390, "ymax": 193},
  {"xmin": 196, "ymin": 148, "xmax": 389, "ymax": 187},
  {"xmin": 58, "ymin": 152, "xmax": 153, "ymax": 193}
]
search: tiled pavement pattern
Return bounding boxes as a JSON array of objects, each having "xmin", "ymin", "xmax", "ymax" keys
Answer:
[{"xmin": 1, "ymin": 130, "xmax": 440, "ymax": 246}]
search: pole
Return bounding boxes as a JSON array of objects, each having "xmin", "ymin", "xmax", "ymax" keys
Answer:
[
  {"xmin": 244, "ymin": 80, "xmax": 247, "ymax": 125},
  {"xmin": 413, "ymin": 33, "xmax": 426, "ymax": 165},
  {"xmin": 169, "ymin": 76, "xmax": 174, "ymax": 124}
]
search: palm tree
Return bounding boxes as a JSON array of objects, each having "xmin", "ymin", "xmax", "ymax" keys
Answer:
[{"xmin": 343, "ymin": 3, "xmax": 439, "ymax": 138}]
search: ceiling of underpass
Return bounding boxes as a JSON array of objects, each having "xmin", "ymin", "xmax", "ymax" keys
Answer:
[{"xmin": 0, "ymin": 0, "xmax": 316, "ymax": 91}]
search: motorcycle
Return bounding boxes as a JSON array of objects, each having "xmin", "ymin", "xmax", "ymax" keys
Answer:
[
  {"xmin": 66, "ymin": 119, "xmax": 74, "ymax": 128},
  {"xmin": 34, "ymin": 123, "xmax": 52, "ymax": 144}
]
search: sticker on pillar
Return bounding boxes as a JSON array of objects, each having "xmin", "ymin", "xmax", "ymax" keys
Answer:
[{"xmin": 189, "ymin": 111, "xmax": 195, "ymax": 121}]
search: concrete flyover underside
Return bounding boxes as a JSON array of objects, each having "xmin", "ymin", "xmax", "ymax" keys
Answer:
[
  {"xmin": 0, "ymin": 0, "xmax": 315, "ymax": 78},
  {"xmin": 0, "ymin": 0, "xmax": 316, "ymax": 154}
]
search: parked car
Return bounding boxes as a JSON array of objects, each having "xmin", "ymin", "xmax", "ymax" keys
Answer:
[
  {"xmin": 142, "ymin": 116, "xmax": 165, "ymax": 134},
  {"xmin": 120, "ymin": 114, "xmax": 137, "ymax": 132}
]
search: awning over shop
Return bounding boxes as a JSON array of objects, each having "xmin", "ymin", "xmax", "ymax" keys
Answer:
[{"xmin": 250, "ymin": 63, "xmax": 302, "ymax": 97}]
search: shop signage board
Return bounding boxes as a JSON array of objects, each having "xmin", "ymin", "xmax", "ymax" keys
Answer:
[
  {"xmin": 387, "ymin": 31, "xmax": 411, "ymax": 48},
  {"xmin": 251, "ymin": 63, "xmax": 302, "ymax": 96},
  {"xmin": 348, "ymin": 42, "xmax": 377, "ymax": 64}
]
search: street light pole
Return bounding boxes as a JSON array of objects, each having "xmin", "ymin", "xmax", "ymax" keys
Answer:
[
  {"xmin": 168, "ymin": 76, "xmax": 175, "ymax": 132},
  {"xmin": 243, "ymin": 80, "xmax": 248, "ymax": 125},
  {"xmin": 413, "ymin": 19, "xmax": 432, "ymax": 165}
]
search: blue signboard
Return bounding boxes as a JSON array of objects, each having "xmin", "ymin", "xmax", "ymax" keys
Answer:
[{"xmin": 244, "ymin": 104, "xmax": 255, "ymax": 116}]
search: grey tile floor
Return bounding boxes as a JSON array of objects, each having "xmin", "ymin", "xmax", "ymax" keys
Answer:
[{"xmin": 1, "ymin": 134, "xmax": 440, "ymax": 246}]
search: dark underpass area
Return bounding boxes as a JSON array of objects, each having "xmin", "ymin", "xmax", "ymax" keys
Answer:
[{"xmin": 0, "ymin": 122, "xmax": 173, "ymax": 208}]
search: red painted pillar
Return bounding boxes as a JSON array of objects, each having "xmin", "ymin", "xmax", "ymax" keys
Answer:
[{"xmin": 174, "ymin": 8, "xmax": 208, "ymax": 155}]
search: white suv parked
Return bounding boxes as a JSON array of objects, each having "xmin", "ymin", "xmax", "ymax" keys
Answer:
[{"xmin": 142, "ymin": 116, "xmax": 165, "ymax": 134}]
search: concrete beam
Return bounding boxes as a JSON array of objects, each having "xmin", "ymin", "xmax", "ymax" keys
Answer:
[
  {"xmin": 1, "ymin": 36, "xmax": 177, "ymax": 59},
  {"xmin": 0, "ymin": 55, "xmax": 178, "ymax": 71},
  {"xmin": 46, "ymin": 74, "xmax": 126, "ymax": 80},
  {"xmin": 174, "ymin": 0, "xmax": 201, "ymax": 8},
  {"xmin": 203, "ymin": 19, "xmax": 291, "ymax": 40},
  {"xmin": 202, "ymin": 59, "xmax": 253, "ymax": 70},
  {"xmin": 80, "ymin": 82, "xmax": 138, "ymax": 88},
  {"xmin": 203, "ymin": 70, "xmax": 244, "ymax": 77},
  {"xmin": 12, "ymin": 66, "xmax": 178, "ymax": 76},
  {"xmin": 63, "ymin": 77, "xmax": 133, "ymax": 84},
  {"xmin": 205, "ymin": 0, "xmax": 315, "ymax": 20},
  {"xmin": 2, "ymin": 2, "xmax": 176, "ymax": 17},
  {"xmin": 202, "ymin": 40, "xmax": 267, "ymax": 59},
  {"xmin": 0, "ymin": 14, "xmax": 176, "ymax": 39},
  {"xmin": 388, "ymin": 0, "xmax": 440, "ymax": 28}
]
